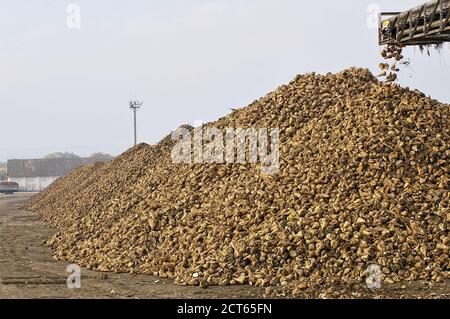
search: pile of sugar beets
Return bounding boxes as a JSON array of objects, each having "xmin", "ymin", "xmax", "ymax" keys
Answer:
[{"xmin": 25, "ymin": 68, "xmax": 449, "ymax": 298}]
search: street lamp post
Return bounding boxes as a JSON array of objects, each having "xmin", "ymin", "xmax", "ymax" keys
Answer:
[{"xmin": 129, "ymin": 100, "xmax": 143, "ymax": 146}]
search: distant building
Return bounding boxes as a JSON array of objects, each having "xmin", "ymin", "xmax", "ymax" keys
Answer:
[{"xmin": 6, "ymin": 157, "xmax": 112, "ymax": 192}]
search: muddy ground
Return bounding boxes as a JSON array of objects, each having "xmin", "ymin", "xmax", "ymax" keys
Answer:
[
  {"xmin": 0, "ymin": 194, "xmax": 448, "ymax": 299},
  {"xmin": 0, "ymin": 194, "xmax": 263, "ymax": 299}
]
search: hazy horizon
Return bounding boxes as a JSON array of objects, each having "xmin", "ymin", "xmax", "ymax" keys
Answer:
[{"xmin": 1, "ymin": 0, "xmax": 449, "ymax": 162}]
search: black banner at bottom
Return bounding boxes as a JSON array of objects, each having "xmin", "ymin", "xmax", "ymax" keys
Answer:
[{"xmin": 0, "ymin": 298, "xmax": 446, "ymax": 317}]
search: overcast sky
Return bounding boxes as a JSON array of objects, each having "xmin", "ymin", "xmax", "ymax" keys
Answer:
[{"xmin": 0, "ymin": 0, "xmax": 448, "ymax": 161}]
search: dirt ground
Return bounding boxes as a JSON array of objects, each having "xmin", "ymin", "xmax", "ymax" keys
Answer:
[
  {"xmin": 0, "ymin": 194, "xmax": 264, "ymax": 299},
  {"xmin": 0, "ymin": 194, "xmax": 448, "ymax": 299}
]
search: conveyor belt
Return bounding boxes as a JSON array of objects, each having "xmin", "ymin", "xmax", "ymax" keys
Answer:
[{"xmin": 379, "ymin": 0, "xmax": 450, "ymax": 46}]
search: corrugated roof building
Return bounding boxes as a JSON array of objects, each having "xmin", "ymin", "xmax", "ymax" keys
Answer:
[{"xmin": 7, "ymin": 157, "xmax": 112, "ymax": 192}]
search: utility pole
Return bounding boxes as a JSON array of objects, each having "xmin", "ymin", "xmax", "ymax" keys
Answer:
[{"xmin": 129, "ymin": 100, "xmax": 143, "ymax": 146}]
